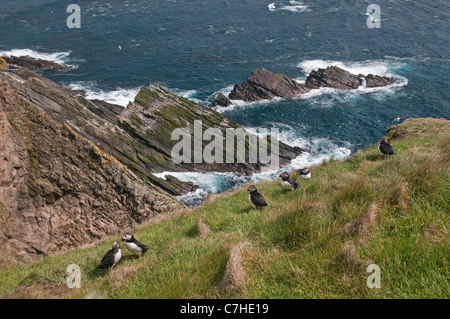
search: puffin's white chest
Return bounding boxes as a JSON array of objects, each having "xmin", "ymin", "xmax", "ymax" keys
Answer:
[
  {"xmin": 281, "ymin": 180, "xmax": 294, "ymax": 190},
  {"xmin": 300, "ymin": 173, "xmax": 311, "ymax": 179},
  {"xmin": 125, "ymin": 241, "xmax": 142, "ymax": 255},
  {"xmin": 113, "ymin": 249, "xmax": 122, "ymax": 266}
]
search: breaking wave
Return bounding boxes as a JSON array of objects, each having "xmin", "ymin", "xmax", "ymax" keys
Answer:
[{"xmin": 66, "ymin": 81, "xmax": 140, "ymax": 107}]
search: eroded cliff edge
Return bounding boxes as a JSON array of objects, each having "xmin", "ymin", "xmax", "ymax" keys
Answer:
[{"xmin": 0, "ymin": 76, "xmax": 182, "ymax": 263}]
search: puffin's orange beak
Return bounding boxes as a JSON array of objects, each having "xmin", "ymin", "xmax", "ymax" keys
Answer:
[{"xmin": 120, "ymin": 238, "xmax": 123, "ymax": 241}]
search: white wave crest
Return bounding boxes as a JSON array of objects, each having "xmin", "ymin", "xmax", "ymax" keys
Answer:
[
  {"xmin": 171, "ymin": 88, "xmax": 206, "ymax": 105},
  {"xmin": 269, "ymin": 1, "xmax": 311, "ymax": 13},
  {"xmin": 176, "ymin": 188, "xmax": 209, "ymax": 207},
  {"xmin": 297, "ymin": 59, "xmax": 407, "ymax": 79},
  {"xmin": 67, "ymin": 81, "xmax": 140, "ymax": 107}
]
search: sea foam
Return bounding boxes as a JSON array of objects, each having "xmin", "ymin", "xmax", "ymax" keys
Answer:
[
  {"xmin": 269, "ymin": 1, "xmax": 311, "ymax": 13},
  {"xmin": 67, "ymin": 81, "xmax": 140, "ymax": 107}
]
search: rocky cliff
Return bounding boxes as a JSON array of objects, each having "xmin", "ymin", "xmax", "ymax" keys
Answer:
[{"xmin": 0, "ymin": 77, "xmax": 182, "ymax": 263}]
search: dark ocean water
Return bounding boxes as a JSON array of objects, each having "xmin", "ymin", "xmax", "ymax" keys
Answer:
[{"xmin": 1, "ymin": 0, "xmax": 449, "ymax": 203}]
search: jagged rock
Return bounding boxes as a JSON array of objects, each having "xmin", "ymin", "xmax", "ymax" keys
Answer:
[
  {"xmin": 229, "ymin": 68, "xmax": 310, "ymax": 102},
  {"xmin": 305, "ymin": 66, "xmax": 397, "ymax": 90},
  {"xmin": 120, "ymin": 83, "xmax": 305, "ymax": 174},
  {"xmin": 0, "ymin": 58, "xmax": 8, "ymax": 71},
  {"xmin": 211, "ymin": 93, "xmax": 232, "ymax": 107},
  {"xmin": 162, "ymin": 174, "xmax": 199, "ymax": 196},
  {"xmin": 364, "ymin": 73, "xmax": 398, "ymax": 88},
  {"xmin": 2, "ymin": 55, "xmax": 67, "ymax": 70},
  {"xmin": 0, "ymin": 78, "xmax": 182, "ymax": 263},
  {"xmin": 229, "ymin": 66, "xmax": 398, "ymax": 102}
]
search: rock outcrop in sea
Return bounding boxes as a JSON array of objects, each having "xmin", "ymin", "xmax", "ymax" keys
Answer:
[
  {"xmin": 210, "ymin": 92, "xmax": 232, "ymax": 107},
  {"xmin": 216, "ymin": 66, "xmax": 398, "ymax": 103},
  {"xmin": 305, "ymin": 66, "xmax": 397, "ymax": 90},
  {"xmin": 229, "ymin": 68, "xmax": 310, "ymax": 102}
]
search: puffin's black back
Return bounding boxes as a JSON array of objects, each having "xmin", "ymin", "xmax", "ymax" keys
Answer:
[
  {"xmin": 250, "ymin": 191, "xmax": 268, "ymax": 207},
  {"xmin": 288, "ymin": 178, "xmax": 300, "ymax": 189},
  {"xmin": 380, "ymin": 141, "xmax": 394, "ymax": 155},
  {"xmin": 280, "ymin": 173, "xmax": 300, "ymax": 189},
  {"xmin": 130, "ymin": 236, "xmax": 149, "ymax": 253},
  {"xmin": 96, "ymin": 247, "xmax": 117, "ymax": 269}
]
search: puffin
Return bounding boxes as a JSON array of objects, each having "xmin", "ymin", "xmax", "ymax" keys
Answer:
[
  {"xmin": 121, "ymin": 232, "xmax": 149, "ymax": 258},
  {"xmin": 297, "ymin": 168, "xmax": 311, "ymax": 179},
  {"xmin": 96, "ymin": 241, "xmax": 122, "ymax": 270},
  {"xmin": 247, "ymin": 185, "xmax": 268, "ymax": 208},
  {"xmin": 377, "ymin": 137, "xmax": 394, "ymax": 157},
  {"xmin": 279, "ymin": 172, "xmax": 300, "ymax": 192}
]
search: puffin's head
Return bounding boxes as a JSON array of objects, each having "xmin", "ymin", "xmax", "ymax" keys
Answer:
[
  {"xmin": 299, "ymin": 168, "xmax": 310, "ymax": 175},
  {"xmin": 279, "ymin": 172, "xmax": 289, "ymax": 180},
  {"xmin": 247, "ymin": 185, "xmax": 257, "ymax": 193},
  {"xmin": 378, "ymin": 137, "xmax": 388, "ymax": 145},
  {"xmin": 112, "ymin": 241, "xmax": 120, "ymax": 249},
  {"xmin": 120, "ymin": 233, "xmax": 132, "ymax": 242}
]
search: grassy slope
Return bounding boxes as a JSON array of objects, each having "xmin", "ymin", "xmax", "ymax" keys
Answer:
[{"xmin": 0, "ymin": 118, "xmax": 448, "ymax": 299}]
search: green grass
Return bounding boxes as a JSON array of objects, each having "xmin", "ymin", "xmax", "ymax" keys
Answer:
[{"xmin": 0, "ymin": 118, "xmax": 448, "ymax": 299}]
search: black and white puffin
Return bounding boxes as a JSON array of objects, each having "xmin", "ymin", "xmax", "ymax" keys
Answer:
[
  {"xmin": 96, "ymin": 241, "xmax": 122, "ymax": 270},
  {"xmin": 297, "ymin": 168, "xmax": 311, "ymax": 179},
  {"xmin": 279, "ymin": 172, "xmax": 300, "ymax": 192},
  {"xmin": 247, "ymin": 185, "xmax": 268, "ymax": 208},
  {"xmin": 121, "ymin": 232, "xmax": 149, "ymax": 258},
  {"xmin": 377, "ymin": 137, "xmax": 394, "ymax": 157}
]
